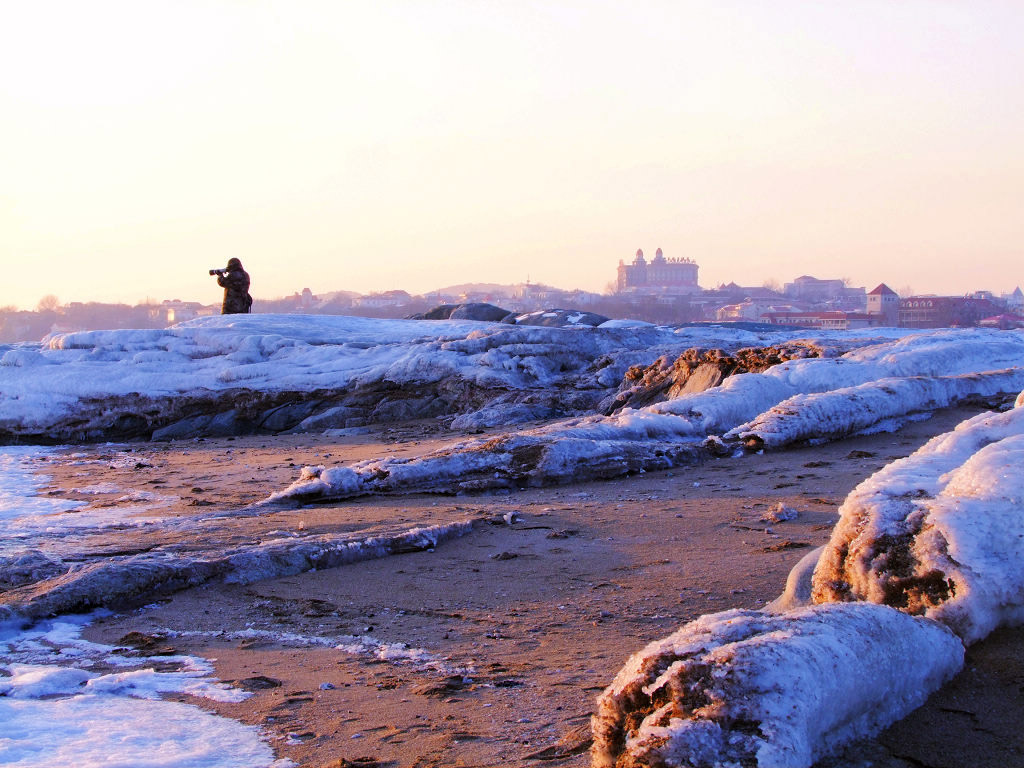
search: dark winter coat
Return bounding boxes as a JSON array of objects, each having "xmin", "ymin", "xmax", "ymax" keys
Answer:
[{"xmin": 218, "ymin": 267, "xmax": 252, "ymax": 314}]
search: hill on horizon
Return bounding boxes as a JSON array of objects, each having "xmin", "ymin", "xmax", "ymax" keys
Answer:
[
  {"xmin": 431, "ymin": 281, "xmax": 572, "ymax": 298},
  {"xmin": 430, "ymin": 282, "xmax": 521, "ymax": 298}
]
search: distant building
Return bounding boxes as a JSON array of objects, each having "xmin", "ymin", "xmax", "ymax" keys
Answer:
[
  {"xmin": 898, "ymin": 296, "xmax": 1002, "ymax": 328},
  {"xmin": 287, "ymin": 287, "xmax": 317, "ymax": 309},
  {"xmin": 761, "ymin": 310, "xmax": 880, "ymax": 330},
  {"xmin": 715, "ymin": 300, "xmax": 775, "ymax": 322},
  {"xmin": 866, "ymin": 284, "xmax": 899, "ymax": 326},
  {"xmin": 1002, "ymin": 287, "xmax": 1024, "ymax": 314},
  {"xmin": 149, "ymin": 300, "xmax": 212, "ymax": 325},
  {"xmin": 356, "ymin": 290, "xmax": 412, "ymax": 309},
  {"xmin": 979, "ymin": 313, "xmax": 1024, "ymax": 330},
  {"xmin": 784, "ymin": 275, "xmax": 865, "ymax": 308},
  {"xmin": 617, "ymin": 248, "xmax": 700, "ymax": 294}
]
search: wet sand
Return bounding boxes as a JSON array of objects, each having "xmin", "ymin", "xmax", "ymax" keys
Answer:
[{"xmin": 27, "ymin": 406, "xmax": 1024, "ymax": 768}]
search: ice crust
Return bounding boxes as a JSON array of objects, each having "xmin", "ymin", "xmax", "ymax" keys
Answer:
[
  {"xmin": 591, "ymin": 604, "xmax": 963, "ymax": 768},
  {"xmin": 5, "ymin": 316, "xmax": 1015, "ymax": 447},
  {"xmin": 5, "ymin": 320, "xmax": 1024, "ymax": 767},
  {"xmin": 2, "ymin": 518, "xmax": 480, "ymax": 619}
]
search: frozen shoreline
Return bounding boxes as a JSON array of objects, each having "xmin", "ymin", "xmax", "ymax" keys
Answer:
[{"xmin": 3, "ymin": 319, "xmax": 1024, "ymax": 767}]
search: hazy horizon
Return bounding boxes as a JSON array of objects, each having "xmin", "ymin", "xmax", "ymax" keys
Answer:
[{"xmin": 3, "ymin": 1, "xmax": 1022, "ymax": 311}]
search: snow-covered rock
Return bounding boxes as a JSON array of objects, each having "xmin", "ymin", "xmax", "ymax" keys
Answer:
[
  {"xmin": 513, "ymin": 308, "xmax": 610, "ymax": 327},
  {"xmin": 590, "ymin": 603, "xmax": 963, "ymax": 768},
  {"xmin": 600, "ymin": 342, "xmax": 828, "ymax": 414},
  {"xmin": 812, "ymin": 400, "xmax": 1024, "ymax": 643}
]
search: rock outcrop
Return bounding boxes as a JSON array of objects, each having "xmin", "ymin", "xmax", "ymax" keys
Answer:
[
  {"xmin": 513, "ymin": 309, "xmax": 610, "ymax": 328},
  {"xmin": 599, "ymin": 343, "xmax": 825, "ymax": 414},
  {"xmin": 408, "ymin": 303, "xmax": 515, "ymax": 322}
]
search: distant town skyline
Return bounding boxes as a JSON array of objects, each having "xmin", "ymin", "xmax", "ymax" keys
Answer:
[
  {"xmin": 3, "ymin": 1, "xmax": 1022, "ymax": 310},
  {"xmin": 2, "ymin": 250, "xmax": 1018, "ymax": 312}
]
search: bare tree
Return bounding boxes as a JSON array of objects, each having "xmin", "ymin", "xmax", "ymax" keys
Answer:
[
  {"xmin": 761, "ymin": 278, "xmax": 782, "ymax": 293},
  {"xmin": 897, "ymin": 285, "xmax": 914, "ymax": 298},
  {"xmin": 37, "ymin": 294, "xmax": 61, "ymax": 312}
]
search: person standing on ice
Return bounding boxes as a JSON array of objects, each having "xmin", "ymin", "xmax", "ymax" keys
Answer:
[{"xmin": 213, "ymin": 258, "xmax": 252, "ymax": 314}]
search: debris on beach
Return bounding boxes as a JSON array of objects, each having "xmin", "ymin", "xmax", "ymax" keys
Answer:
[{"xmin": 760, "ymin": 502, "xmax": 799, "ymax": 523}]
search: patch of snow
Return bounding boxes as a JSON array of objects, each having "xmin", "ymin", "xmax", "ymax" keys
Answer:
[
  {"xmin": 0, "ymin": 615, "xmax": 288, "ymax": 768},
  {"xmin": 598, "ymin": 318, "xmax": 654, "ymax": 328},
  {"xmin": 163, "ymin": 627, "xmax": 468, "ymax": 675}
]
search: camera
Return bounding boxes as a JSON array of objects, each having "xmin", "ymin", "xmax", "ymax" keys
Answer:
[{"xmin": 209, "ymin": 268, "xmax": 227, "ymax": 276}]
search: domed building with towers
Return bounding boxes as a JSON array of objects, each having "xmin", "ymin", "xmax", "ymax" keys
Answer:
[{"xmin": 616, "ymin": 248, "xmax": 700, "ymax": 294}]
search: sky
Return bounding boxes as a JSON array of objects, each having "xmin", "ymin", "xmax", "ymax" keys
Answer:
[{"xmin": 1, "ymin": 0, "xmax": 1022, "ymax": 310}]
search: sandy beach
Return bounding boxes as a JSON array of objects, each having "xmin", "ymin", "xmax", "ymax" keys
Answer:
[{"xmin": 9, "ymin": 404, "xmax": 1010, "ymax": 768}]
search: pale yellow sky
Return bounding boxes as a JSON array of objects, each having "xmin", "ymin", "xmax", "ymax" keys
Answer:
[{"xmin": 1, "ymin": 0, "xmax": 1022, "ymax": 309}]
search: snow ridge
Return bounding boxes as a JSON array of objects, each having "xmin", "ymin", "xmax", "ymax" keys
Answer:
[
  {"xmin": 268, "ymin": 329, "xmax": 1024, "ymax": 503},
  {"xmin": 729, "ymin": 368, "xmax": 1024, "ymax": 448}
]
